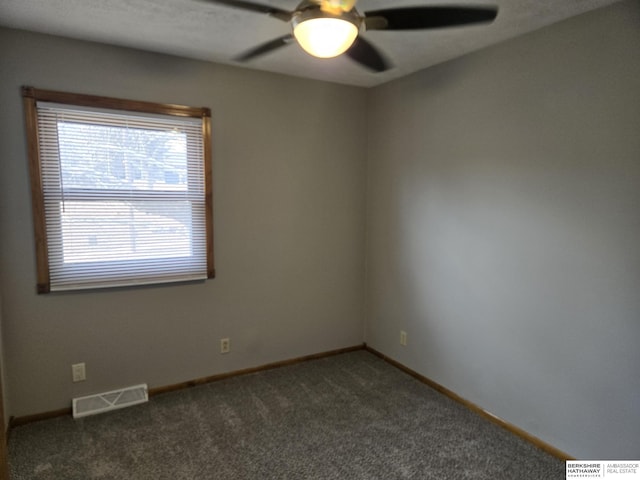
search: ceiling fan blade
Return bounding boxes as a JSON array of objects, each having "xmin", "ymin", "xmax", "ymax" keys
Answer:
[
  {"xmin": 201, "ymin": 0, "xmax": 292, "ymax": 21},
  {"xmin": 364, "ymin": 6, "xmax": 498, "ymax": 31},
  {"xmin": 235, "ymin": 34, "xmax": 294, "ymax": 62},
  {"xmin": 345, "ymin": 36, "xmax": 391, "ymax": 72}
]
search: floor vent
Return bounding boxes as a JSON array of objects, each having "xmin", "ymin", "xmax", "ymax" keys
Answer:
[{"xmin": 73, "ymin": 384, "xmax": 148, "ymax": 419}]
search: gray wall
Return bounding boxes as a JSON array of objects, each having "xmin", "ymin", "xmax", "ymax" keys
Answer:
[
  {"xmin": 0, "ymin": 293, "xmax": 7, "ymax": 429},
  {"xmin": 365, "ymin": 0, "xmax": 640, "ymax": 460},
  {"xmin": 0, "ymin": 28, "xmax": 367, "ymax": 416}
]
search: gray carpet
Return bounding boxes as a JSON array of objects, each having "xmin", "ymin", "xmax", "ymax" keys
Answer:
[{"xmin": 9, "ymin": 351, "xmax": 565, "ymax": 479}]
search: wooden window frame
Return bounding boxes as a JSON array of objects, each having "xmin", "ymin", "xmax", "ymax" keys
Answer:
[{"xmin": 22, "ymin": 86, "xmax": 214, "ymax": 293}]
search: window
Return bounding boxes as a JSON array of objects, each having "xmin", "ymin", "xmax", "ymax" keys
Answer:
[{"xmin": 22, "ymin": 87, "xmax": 214, "ymax": 293}]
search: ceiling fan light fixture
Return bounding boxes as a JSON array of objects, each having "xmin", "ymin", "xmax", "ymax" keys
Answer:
[{"xmin": 292, "ymin": 9, "xmax": 360, "ymax": 59}]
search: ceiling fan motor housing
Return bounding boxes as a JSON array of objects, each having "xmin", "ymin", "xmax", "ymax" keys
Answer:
[{"xmin": 292, "ymin": 2, "xmax": 363, "ymax": 31}]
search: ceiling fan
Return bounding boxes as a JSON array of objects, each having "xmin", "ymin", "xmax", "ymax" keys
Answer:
[{"xmin": 202, "ymin": 0, "xmax": 498, "ymax": 72}]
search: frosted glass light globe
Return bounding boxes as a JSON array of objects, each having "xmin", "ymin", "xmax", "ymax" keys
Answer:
[{"xmin": 293, "ymin": 17, "xmax": 358, "ymax": 58}]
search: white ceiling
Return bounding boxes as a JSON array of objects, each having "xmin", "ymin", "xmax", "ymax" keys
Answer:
[{"xmin": 0, "ymin": 0, "xmax": 622, "ymax": 87}]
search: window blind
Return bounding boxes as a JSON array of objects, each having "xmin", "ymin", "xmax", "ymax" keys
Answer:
[{"xmin": 35, "ymin": 102, "xmax": 208, "ymax": 291}]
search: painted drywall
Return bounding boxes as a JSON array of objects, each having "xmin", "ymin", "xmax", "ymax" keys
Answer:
[
  {"xmin": 0, "ymin": 28, "xmax": 367, "ymax": 416},
  {"xmin": 0, "ymin": 293, "xmax": 9, "ymax": 478},
  {"xmin": 0, "ymin": 293, "xmax": 7, "ymax": 429},
  {"xmin": 365, "ymin": 0, "xmax": 640, "ymax": 460}
]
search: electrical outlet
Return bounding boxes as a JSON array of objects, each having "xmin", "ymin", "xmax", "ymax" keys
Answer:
[
  {"xmin": 400, "ymin": 330, "xmax": 407, "ymax": 346},
  {"xmin": 72, "ymin": 363, "xmax": 86, "ymax": 382},
  {"xmin": 220, "ymin": 338, "xmax": 230, "ymax": 354}
]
